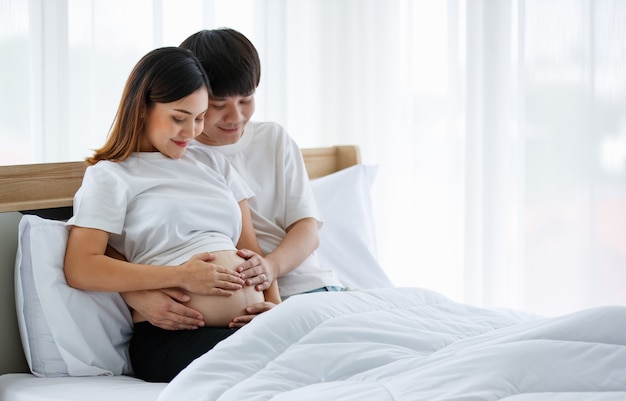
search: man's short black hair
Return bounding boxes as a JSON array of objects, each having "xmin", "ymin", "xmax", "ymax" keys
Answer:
[{"xmin": 180, "ymin": 28, "xmax": 261, "ymax": 98}]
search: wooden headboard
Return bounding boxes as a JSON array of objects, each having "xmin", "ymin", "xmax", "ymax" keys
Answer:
[
  {"xmin": 0, "ymin": 145, "xmax": 360, "ymax": 213},
  {"xmin": 0, "ymin": 145, "xmax": 360, "ymax": 375}
]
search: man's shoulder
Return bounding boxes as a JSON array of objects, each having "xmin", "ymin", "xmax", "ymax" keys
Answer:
[
  {"xmin": 249, "ymin": 121, "xmax": 298, "ymax": 149},
  {"xmin": 186, "ymin": 145, "xmax": 231, "ymax": 170},
  {"xmin": 250, "ymin": 120, "xmax": 288, "ymax": 138}
]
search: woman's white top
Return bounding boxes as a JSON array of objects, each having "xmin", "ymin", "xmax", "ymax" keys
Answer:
[{"xmin": 67, "ymin": 151, "xmax": 252, "ymax": 266}]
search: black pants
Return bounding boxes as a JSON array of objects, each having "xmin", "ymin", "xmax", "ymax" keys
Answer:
[{"xmin": 129, "ymin": 321, "xmax": 237, "ymax": 382}]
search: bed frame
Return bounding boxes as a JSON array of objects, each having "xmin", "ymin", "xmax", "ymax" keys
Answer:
[{"xmin": 0, "ymin": 145, "xmax": 360, "ymax": 375}]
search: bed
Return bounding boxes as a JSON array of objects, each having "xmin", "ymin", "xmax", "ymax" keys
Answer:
[{"xmin": 1, "ymin": 145, "xmax": 625, "ymax": 401}]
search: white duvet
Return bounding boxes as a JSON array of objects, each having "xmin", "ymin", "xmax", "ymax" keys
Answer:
[{"xmin": 158, "ymin": 287, "xmax": 626, "ymax": 401}]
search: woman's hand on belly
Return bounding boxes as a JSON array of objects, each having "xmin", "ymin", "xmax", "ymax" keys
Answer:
[{"xmin": 178, "ymin": 252, "xmax": 245, "ymax": 296}]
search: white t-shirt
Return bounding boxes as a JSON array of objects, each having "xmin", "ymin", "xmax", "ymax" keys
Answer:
[
  {"xmin": 188, "ymin": 121, "xmax": 344, "ymax": 296},
  {"xmin": 67, "ymin": 151, "xmax": 253, "ymax": 266}
]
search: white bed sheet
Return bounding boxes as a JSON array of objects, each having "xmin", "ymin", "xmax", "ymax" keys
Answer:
[{"xmin": 0, "ymin": 373, "xmax": 164, "ymax": 401}]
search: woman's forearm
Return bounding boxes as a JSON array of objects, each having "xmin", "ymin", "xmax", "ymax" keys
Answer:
[
  {"xmin": 65, "ymin": 252, "xmax": 180, "ymax": 292},
  {"xmin": 64, "ymin": 226, "xmax": 179, "ymax": 292},
  {"xmin": 64, "ymin": 226, "xmax": 238, "ymax": 294}
]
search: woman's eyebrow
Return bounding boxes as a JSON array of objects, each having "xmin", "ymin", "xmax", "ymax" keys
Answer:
[{"xmin": 173, "ymin": 108, "xmax": 192, "ymax": 115}]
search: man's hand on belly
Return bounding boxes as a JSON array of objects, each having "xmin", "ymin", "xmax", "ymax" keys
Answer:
[
  {"xmin": 122, "ymin": 288, "xmax": 205, "ymax": 330},
  {"xmin": 227, "ymin": 301, "xmax": 277, "ymax": 329}
]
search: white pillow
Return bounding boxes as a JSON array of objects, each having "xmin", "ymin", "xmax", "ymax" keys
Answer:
[
  {"xmin": 14, "ymin": 214, "xmax": 133, "ymax": 377},
  {"xmin": 311, "ymin": 164, "xmax": 394, "ymax": 290}
]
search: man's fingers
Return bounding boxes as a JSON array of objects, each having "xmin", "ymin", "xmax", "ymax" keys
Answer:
[
  {"xmin": 240, "ymin": 266, "xmax": 263, "ymax": 281},
  {"xmin": 159, "ymin": 288, "xmax": 191, "ymax": 302},
  {"xmin": 154, "ymin": 318, "xmax": 202, "ymax": 331},
  {"xmin": 237, "ymin": 248, "xmax": 250, "ymax": 257},
  {"xmin": 150, "ymin": 312, "xmax": 204, "ymax": 331},
  {"xmin": 245, "ymin": 301, "xmax": 275, "ymax": 314},
  {"xmin": 151, "ymin": 302, "xmax": 206, "ymax": 330},
  {"xmin": 235, "ymin": 250, "xmax": 262, "ymax": 273},
  {"xmin": 228, "ymin": 301, "xmax": 276, "ymax": 328},
  {"xmin": 228, "ymin": 314, "xmax": 254, "ymax": 329},
  {"xmin": 166, "ymin": 302, "xmax": 204, "ymax": 325},
  {"xmin": 255, "ymin": 279, "xmax": 270, "ymax": 291}
]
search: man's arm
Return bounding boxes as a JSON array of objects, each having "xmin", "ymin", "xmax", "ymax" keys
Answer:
[
  {"xmin": 237, "ymin": 217, "xmax": 319, "ymax": 290},
  {"xmin": 266, "ymin": 217, "xmax": 320, "ymax": 277}
]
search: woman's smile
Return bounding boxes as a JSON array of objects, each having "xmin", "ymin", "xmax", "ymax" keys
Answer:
[{"xmin": 172, "ymin": 139, "xmax": 191, "ymax": 147}]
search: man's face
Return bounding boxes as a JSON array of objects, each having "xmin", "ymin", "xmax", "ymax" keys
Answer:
[{"xmin": 197, "ymin": 93, "xmax": 255, "ymax": 146}]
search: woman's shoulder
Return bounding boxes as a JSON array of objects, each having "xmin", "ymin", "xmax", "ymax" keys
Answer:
[
  {"xmin": 85, "ymin": 155, "xmax": 165, "ymax": 186},
  {"xmin": 78, "ymin": 160, "xmax": 131, "ymax": 198},
  {"xmin": 84, "ymin": 160, "xmax": 121, "ymax": 180}
]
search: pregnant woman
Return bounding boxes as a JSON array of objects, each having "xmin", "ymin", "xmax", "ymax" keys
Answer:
[{"xmin": 63, "ymin": 46, "xmax": 279, "ymax": 382}]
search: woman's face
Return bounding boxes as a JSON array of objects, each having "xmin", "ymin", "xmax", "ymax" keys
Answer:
[
  {"xmin": 196, "ymin": 93, "xmax": 255, "ymax": 146},
  {"xmin": 141, "ymin": 87, "xmax": 208, "ymax": 159}
]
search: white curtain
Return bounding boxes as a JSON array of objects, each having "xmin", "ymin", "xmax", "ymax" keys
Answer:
[{"xmin": 1, "ymin": 0, "xmax": 625, "ymax": 316}]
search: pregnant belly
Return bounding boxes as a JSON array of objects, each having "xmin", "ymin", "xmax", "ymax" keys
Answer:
[
  {"xmin": 131, "ymin": 250, "xmax": 265, "ymax": 327},
  {"xmin": 184, "ymin": 250, "xmax": 265, "ymax": 327}
]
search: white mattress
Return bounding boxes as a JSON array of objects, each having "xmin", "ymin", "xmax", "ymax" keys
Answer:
[{"xmin": 0, "ymin": 373, "xmax": 165, "ymax": 401}]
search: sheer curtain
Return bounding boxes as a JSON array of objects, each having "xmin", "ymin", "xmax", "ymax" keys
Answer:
[{"xmin": 1, "ymin": 0, "xmax": 625, "ymax": 316}]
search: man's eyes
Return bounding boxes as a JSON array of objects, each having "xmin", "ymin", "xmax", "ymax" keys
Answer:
[{"xmin": 209, "ymin": 97, "xmax": 253, "ymax": 108}]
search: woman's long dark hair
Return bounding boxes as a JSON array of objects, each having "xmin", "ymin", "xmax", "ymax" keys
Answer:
[{"xmin": 87, "ymin": 47, "xmax": 209, "ymax": 165}]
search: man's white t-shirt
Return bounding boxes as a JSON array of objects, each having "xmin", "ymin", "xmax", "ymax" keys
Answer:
[
  {"xmin": 67, "ymin": 151, "xmax": 253, "ymax": 267},
  {"xmin": 188, "ymin": 121, "xmax": 344, "ymax": 297}
]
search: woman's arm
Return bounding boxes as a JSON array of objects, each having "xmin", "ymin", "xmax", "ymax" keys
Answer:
[{"xmin": 64, "ymin": 226, "xmax": 244, "ymax": 294}]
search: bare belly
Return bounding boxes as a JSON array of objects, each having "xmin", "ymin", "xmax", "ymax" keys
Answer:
[{"xmin": 134, "ymin": 250, "xmax": 264, "ymax": 327}]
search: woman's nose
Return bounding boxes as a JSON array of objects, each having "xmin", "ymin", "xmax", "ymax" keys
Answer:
[{"xmin": 181, "ymin": 121, "xmax": 197, "ymax": 139}]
